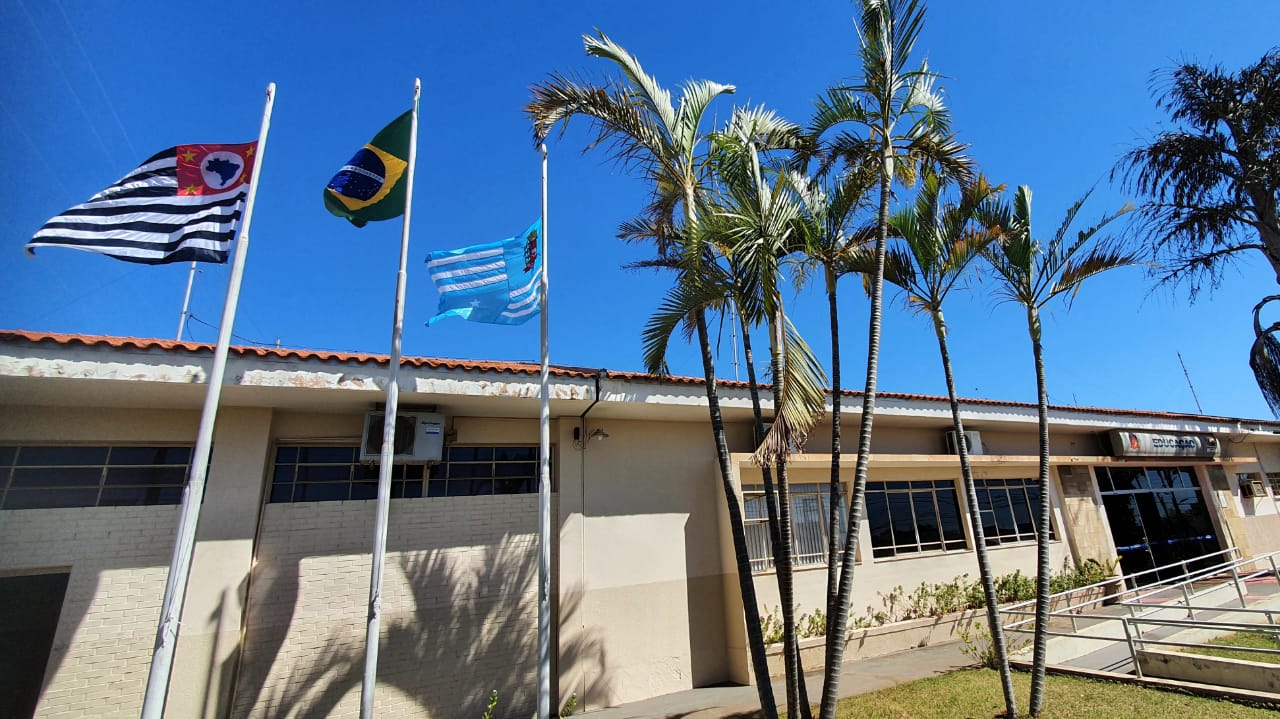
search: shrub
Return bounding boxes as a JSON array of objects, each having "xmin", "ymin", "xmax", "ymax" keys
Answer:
[
  {"xmin": 481, "ymin": 690, "xmax": 498, "ymax": 719},
  {"xmin": 958, "ymin": 620, "xmax": 1029, "ymax": 669},
  {"xmin": 758, "ymin": 558, "xmax": 1120, "ymax": 639},
  {"xmin": 995, "ymin": 570, "xmax": 1035, "ymax": 604}
]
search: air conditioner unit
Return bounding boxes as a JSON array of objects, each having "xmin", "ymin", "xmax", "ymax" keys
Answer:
[
  {"xmin": 1240, "ymin": 478, "xmax": 1266, "ymax": 498},
  {"xmin": 945, "ymin": 430, "xmax": 983, "ymax": 456},
  {"xmin": 360, "ymin": 412, "xmax": 446, "ymax": 463}
]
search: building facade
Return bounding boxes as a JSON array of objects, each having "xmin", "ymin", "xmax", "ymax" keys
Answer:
[{"xmin": 1, "ymin": 330, "xmax": 1278, "ymax": 718}]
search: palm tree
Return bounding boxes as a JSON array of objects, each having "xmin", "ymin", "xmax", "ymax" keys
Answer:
[
  {"xmin": 981, "ymin": 186, "xmax": 1137, "ymax": 716},
  {"xmin": 1113, "ymin": 49, "xmax": 1279, "ymax": 298},
  {"xmin": 803, "ymin": 3, "xmax": 971, "ymax": 715},
  {"xmin": 880, "ymin": 172, "xmax": 1017, "ymax": 718},
  {"xmin": 1113, "ymin": 49, "xmax": 1280, "ymax": 413},
  {"xmin": 623, "ymin": 152, "xmax": 825, "ymax": 719},
  {"xmin": 709, "ymin": 118, "xmax": 828, "ymax": 719},
  {"xmin": 631, "ymin": 226, "xmax": 810, "ymax": 717},
  {"xmin": 527, "ymin": 33, "xmax": 780, "ymax": 717},
  {"xmin": 790, "ymin": 171, "xmax": 874, "ymax": 618}
]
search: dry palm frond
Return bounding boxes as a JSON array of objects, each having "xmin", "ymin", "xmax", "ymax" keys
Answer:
[{"xmin": 1249, "ymin": 295, "xmax": 1280, "ymax": 417}]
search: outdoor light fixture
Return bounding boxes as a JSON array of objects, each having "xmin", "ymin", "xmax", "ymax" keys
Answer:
[{"xmin": 573, "ymin": 426, "xmax": 610, "ymax": 449}]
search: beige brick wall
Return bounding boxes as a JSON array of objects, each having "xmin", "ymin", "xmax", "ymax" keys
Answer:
[
  {"xmin": 232, "ymin": 494, "xmax": 538, "ymax": 719},
  {"xmin": 0, "ymin": 505, "xmax": 178, "ymax": 718}
]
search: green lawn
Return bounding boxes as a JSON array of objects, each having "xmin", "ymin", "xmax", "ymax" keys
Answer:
[
  {"xmin": 830, "ymin": 668, "xmax": 1276, "ymax": 718},
  {"xmin": 1186, "ymin": 631, "xmax": 1280, "ymax": 665}
]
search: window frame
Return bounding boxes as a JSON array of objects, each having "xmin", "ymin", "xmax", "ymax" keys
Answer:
[
  {"xmin": 742, "ymin": 482, "xmax": 848, "ymax": 573},
  {"xmin": 865, "ymin": 478, "xmax": 967, "ymax": 559},
  {"xmin": 268, "ymin": 443, "xmax": 543, "ymax": 504},
  {"xmin": 972, "ymin": 477, "xmax": 1055, "ymax": 548},
  {"xmin": 0, "ymin": 444, "xmax": 193, "ymax": 510}
]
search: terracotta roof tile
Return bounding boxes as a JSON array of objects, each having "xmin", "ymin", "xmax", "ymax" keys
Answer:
[
  {"xmin": 0, "ymin": 329, "xmax": 597, "ymax": 379},
  {"xmin": 2, "ymin": 329, "xmax": 1274, "ymax": 427}
]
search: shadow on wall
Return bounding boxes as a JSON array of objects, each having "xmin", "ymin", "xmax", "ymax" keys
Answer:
[{"xmin": 231, "ymin": 538, "xmax": 610, "ymax": 719}]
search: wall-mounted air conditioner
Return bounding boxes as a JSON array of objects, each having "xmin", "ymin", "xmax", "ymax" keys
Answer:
[
  {"xmin": 360, "ymin": 412, "xmax": 446, "ymax": 463},
  {"xmin": 1240, "ymin": 478, "xmax": 1266, "ymax": 498},
  {"xmin": 945, "ymin": 430, "xmax": 983, "ymax": 456}
]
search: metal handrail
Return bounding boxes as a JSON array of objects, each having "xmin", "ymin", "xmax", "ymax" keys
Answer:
[
  {"xmin": 1125, "ymin": 549, "xmax": 1280, "ymax": 607},
  {"xmin": 1124, "ymin": 615, "xmax": 1280, "ymax": 672},
  {"xmin": 1001, "ymin": 546, "xmax": 1241, "ymax": 618},
  {"xmin": 1001, "ymin": 547, "xmax": 1280, "ymax": 632},
  {"xmin": 1127, "ymin": 616, "xmax": 1280, "ymax": 633},
  {"xmin": 998, "ymin": 547, "xmax": 1280, "ymax": 678}
]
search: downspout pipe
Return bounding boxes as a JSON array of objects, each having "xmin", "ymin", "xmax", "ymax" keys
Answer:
[
  {"xmin": 573, "ymin": 369, "xmax": 605, "ymax": 710},
  {"xmin": 578, "ymin": 369, "xmax": 606, "ymax": 437}
]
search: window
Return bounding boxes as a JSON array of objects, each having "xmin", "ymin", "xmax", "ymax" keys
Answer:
[
  {"xmin": 743, "ymin": 483, "xmax": 847, "ymax": 572},
  {"xmin": 1267, "ymin": 472, "xmax": 1280, "ymax": 497},
  {"xmin": 973, "ymin": 478, "xmax": 1054, "ymax": 547},
  {"xmin": 866, "ymin": 479, "xmax": 966, "ymax": 558},
  {"xmin": 428, "ymin": 446, "xmax": 539, "ymax": 497},
  {"xmin": 0, "ymin": 445, "xmax": 192, "ymax": 510},
  {"xmin": 269, "ymin": 445, "xmax": 540, "ymax": 503}
]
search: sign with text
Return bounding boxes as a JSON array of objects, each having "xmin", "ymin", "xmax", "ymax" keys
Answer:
[{"xmin": 1108, "ymin": 430, "xmax": 1220, "ymax": 459}]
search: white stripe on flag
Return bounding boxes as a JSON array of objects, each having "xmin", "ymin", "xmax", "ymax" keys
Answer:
[
  {"xmin": 33, "ymin": 214, "xmax": 240, "ymax": 242},
  {"xmin": 501, "ymin": 302, "xmax": 540, "ymax": 320},
  {"xmin": 437, "ymin": 273, "xmax": 507, "ymax": 293},
  {"xmin": 429, "ymin": 259, "xmax": 506, "ymax": 281},
  {"xmin": 508, "ymin": 274, "xmax": 538, "ymax": 300},
  {"xmin": 507, "ymin": 287, "xmax": 539, "ymax": 311},
  {"xmin": 425, "ymin": 247, "xmax": 504, "ymax": 270}
]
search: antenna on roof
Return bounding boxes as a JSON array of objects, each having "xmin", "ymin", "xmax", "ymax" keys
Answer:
[{"xmin": 1177, "ymin": 351, "xmax": 1205, "ymax": 414}]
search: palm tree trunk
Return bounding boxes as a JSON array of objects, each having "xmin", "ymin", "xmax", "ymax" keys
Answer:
[
  {"xmin": 768, "ymin": 310, "xmax": 810, "ymax": 719},
  {"xmin": 818, "ymin": 147, "xmax": 893, "ymax": 719},
  {"xmin": 932, "ymin": 310, "xmax": 1017, "ymax": 718},
  {"xmin": 825, "ymin": 269, "xmax": 843, "ymax": 620},
  {"xmin": 694, "ymin": 308, "xmax": 779, "ymax": 719},
  {"xmin": 740, "ymin": 316, "xmax": 787, "ymax": 581},
  {"xmin": 739, "ymin": 313, "xmax": 802, "ymax": 716},
  {"xmin": 1027, "ymin": 305, "xmax": 1052, "ymax": 716},
  {"xmin": 740, "ymin": 318, "xmax": 787, "ymax": 576}
]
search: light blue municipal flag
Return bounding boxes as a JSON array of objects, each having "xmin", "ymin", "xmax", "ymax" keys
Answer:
[{"xmin": 425, "ymin": 219, "xmax": 542, "ymax": 326}]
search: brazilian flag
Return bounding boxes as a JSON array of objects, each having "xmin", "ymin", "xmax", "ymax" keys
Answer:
[{"xmin": 324, "ymin": 110, "xmax": 412, "ymax": 227}]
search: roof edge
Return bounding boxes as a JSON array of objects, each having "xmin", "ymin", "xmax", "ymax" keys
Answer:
[{"xmin": 2, "ymin": 329, "xmax": 1275, "ymax": 427}]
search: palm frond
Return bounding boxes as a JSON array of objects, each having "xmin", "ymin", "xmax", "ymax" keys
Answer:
[
  {"xmin": 583, "ymin": 31, "xmax": 680, "ymax": 134},
  {"xmin": 673, "ymin": 78, "xmax": 737, "ymax": 154},
  {"xmin": 1249, "ymin": 330, "xmax": 1280, "ymax": 418},
  {"xmin": 526, "ymin": 70, "xmax": 673, "ymax": 176},
  {"xmin": 754, "ymin": 316, "xmax": 828, "ymax": 465},
  {"xmin": 1048, "ymin": 245, "xmax": 1142, "ymax": 306},
  {"xmin": 1250, "ymin": 295, "xmax": 1280, "ymax": 417},
  {"xmin": 641, "ymin": 274, "xmax": 726, "ymax": 376}
]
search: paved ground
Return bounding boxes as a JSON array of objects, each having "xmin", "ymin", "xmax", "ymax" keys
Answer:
[
  {"xmin": 580, "ymin": 576, "xmax": 1280, "ymax": 719},
  {"xmin": 580, "ymin": 641, "xmax": 972, "ymax": 719}
]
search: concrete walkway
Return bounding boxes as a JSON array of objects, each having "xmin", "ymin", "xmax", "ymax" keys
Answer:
[{"xmin": 580, "ymin": 642, "xmax": 972, "ymax": 719}]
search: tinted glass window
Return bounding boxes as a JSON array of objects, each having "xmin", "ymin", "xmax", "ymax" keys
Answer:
[
  {"xmin": 269, "ymin": 445, "xmax": 540, "ymax": 503},
  {"xmin": 16, "ymin": 446, "xmax": 109, "ymax": 466}
]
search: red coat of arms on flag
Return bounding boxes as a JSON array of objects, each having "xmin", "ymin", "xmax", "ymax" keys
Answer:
[
  {"xmin": 175, "ymin": 143, "xmax": 257, "ymax": 196},
  {"xmin": 523, "ymin": 227, "xmax": 540, "ymax": 272}
]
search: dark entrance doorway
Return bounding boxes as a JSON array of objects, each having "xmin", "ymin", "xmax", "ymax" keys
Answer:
[
  {"xmin": 1095, "ymin": 466, "xmax": 1220, "ymax": 584},
  {"xmin": 0, "ymin": 572, "xmax": 69, "ymax": 718}
]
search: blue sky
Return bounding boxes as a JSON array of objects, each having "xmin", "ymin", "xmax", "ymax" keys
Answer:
[{"xmin": 2, "ymin": 1, "xmax": 1277, "ymax": 420}]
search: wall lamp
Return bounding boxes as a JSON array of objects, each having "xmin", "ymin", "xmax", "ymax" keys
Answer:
[{"xmin": 573, "ymin": 426, "xmax": 610, "ymax": 449}]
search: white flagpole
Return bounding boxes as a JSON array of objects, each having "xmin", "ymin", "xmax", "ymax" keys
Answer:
[
  {"xmin": 141, "ymin": 81, "xmax": 275, "ymax": 719},
  {"xmin": 360, "ymin": 77, "xmax": 420, "ymax": 719},
  {"xmin": 176, "ymin": 261, "xmax": 197, "ymax": 340},
  {"xmin": 537, "ymin": 142, "xmax": 552, "ymax": 719}
]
